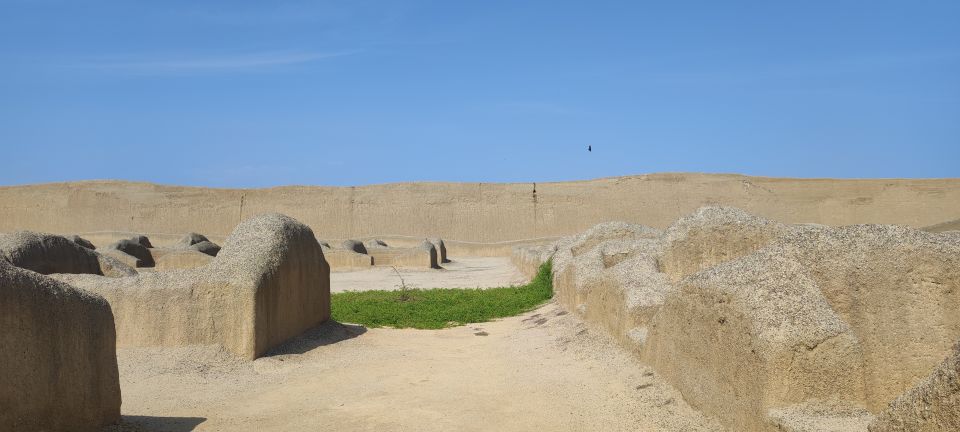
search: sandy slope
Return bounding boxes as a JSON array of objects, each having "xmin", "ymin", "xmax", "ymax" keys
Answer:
[
  {"xmin": 104, "ymin": 302, "xmax": 723, "ymax": 432},
  {"xmin": 330, "ymin": 257, "xmax": 528, "ymax": 292}
]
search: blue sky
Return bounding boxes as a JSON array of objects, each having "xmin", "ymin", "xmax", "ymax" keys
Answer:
[{"xmin": 1, "ymin": 1, "xmax": 958, "ymax": 187}]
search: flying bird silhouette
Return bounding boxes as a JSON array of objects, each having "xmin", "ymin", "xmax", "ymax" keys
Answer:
[{"xmin": 588, "ymin": 145, "xmax": 592, "ymax": 152}]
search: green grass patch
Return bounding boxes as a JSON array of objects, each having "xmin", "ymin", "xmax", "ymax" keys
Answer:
[{"xmin": 331, "ymin": 260, "xmax": 553, "ymax": 329}]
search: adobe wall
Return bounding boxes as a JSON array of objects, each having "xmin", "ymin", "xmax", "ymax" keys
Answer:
[
  {"xmin": 869, "ymin": 340, "xmax": 960, "ymax": 431},
  {"xmin": 51, "ymin": 213, "xmax": 330, "ymax": 360},
  {"xmin": 0, "ymin": 260, "xmax": 121, "ymax": 431},
  {"xmin": 528, "ymin": 208, "xmax": 960, "ymax": 431},
  {"xmin": 2, "ymin": 173, "xmax": 958, "ymax": 243},
  {"xmin": 367, "ymin": 244, "xmax": 438, "ymax": 269}
]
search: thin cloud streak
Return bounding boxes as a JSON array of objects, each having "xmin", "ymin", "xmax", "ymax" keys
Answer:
[{"xmin": 71, "ymin": 50, "xmax": 360, "ymax": 74}]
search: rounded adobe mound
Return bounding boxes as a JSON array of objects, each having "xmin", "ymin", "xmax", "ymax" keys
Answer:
[
  {"xmin": 67, "ymin": 235, "xmax": 96, "ymax": 250},
  {"xmin": 869, "ymin": 341, "xmax": 960, "ymax": 431},
  {"xmin": 546, "ymin": 206, "xmax": 960, "ymax": 430},
  {"xmin": 52, "ymin": 213, "xmax": 331, "ymax": 360},
  {"xmin": 0, "ymin": 231, "xmax": 103, "ymax": 275},
  {"xmin": 176, "ymin": 232, "xmax": 210, "ymax": 247},
  {"xmin": 0, "ymin": 259, "xmax": 121, "ymax": 431},
  {"xmin": 365, "ymin": 239, "xmax": 389, "ymax": 249},
  {"xmin": 341, "ymin": 239, "xmax": 368, "ymax": 254},
  {"xmin": 190, "ymin": 240, "xmax": 221, "ymax": 256},
  {"xmin": 106, "ymin": 238, "xmax": 154, "ymax": 267},
  {"xmin": 130, "ymin": 234, "xmax": 153, "ymax": 248},
  {"xmin": 214, "ymin": 212, "xmax": 322, "ymax": 271}
]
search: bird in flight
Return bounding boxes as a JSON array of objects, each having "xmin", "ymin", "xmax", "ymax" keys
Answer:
[{"xmin": 588, "ymin": 145, "xmax": 592, "ymax": 152}]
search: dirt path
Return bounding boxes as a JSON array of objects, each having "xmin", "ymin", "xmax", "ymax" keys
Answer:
[
  {"xmin": 106, "ymin": 302, "xmax": 722, "ymax": 432},
  {"xmin": 330, "ymin": 257, "xmax": 528, "ymax": 292}
]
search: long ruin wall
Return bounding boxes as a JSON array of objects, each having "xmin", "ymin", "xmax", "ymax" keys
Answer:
[{"xmin": 1, "ymin": 173, "xmax": 958, "ymax": 242}]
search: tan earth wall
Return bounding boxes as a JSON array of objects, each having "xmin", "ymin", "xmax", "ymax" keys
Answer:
[
  {"xmin": 511, "ymin": 246, "xmax": 552, "ymax": 280},
  {"xmin": 151, "ymin": 248, "xmax": 214, "ymax": 270},
  {"xmin": 869, "ymin": 340, "xmax": 960, "ymax": 431},
  {"xmin": 1, "ymin": 173, "xmax": 958, "ymax": 243},
  {"xmin": 50, "ymin": 213, "xmax": 331, "ymax": 360},
  {"xmin": 367, "ymin": 246, "xmax": 438, "ymax": 269},
  {"xmin": 0, "ymin": 261, "xmax": 121, "ymax": 431},
  {"xmin": 324, "ymin": 249, "xmax": 374, "ymax": 270},
  {"xmin": 52, "ymin": 271, "xmax": 255, "ymax": 356}
]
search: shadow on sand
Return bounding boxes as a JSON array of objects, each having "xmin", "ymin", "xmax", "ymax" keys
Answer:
[
  {"xmin": 265, "ymin": 319, "xmax": 368, "ymax": 356},
  {"xmin": 103, "ymin": 415, "xmax": 206, "ymax": 432}
]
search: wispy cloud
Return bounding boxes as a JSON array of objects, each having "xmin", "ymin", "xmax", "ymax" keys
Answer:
[{"xmin": 71, "ymin": 50, "xmax": 360, "ymax": 74}]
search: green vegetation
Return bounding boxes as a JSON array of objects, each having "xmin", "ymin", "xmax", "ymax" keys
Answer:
[{"xmin": 331, "ymin": 261, "xmax": 553, "ymax": 329}]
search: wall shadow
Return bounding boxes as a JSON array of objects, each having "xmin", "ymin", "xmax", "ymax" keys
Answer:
[
  {"xmin": 265, "ymin": 320, "xmax": 367, "ymax": 356},
  {"xmin": 103, "ymin": 415, "xmax": 206, "ymax": 431}
]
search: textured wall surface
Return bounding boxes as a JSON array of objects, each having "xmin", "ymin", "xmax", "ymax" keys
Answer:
[
  {"xmin": 367, "ymin": 243, "xmax": 438, "ymax": 269},
  {"xmin": 521, "ymin": 208, "xmax": 960, "ymax": 431},
  {"xmin": 869, "ymin": 341, "xmax": 960, "ymax": 431},
  {"xmin": 1, "ymin": 173, "xmax": 958, "ymax": 242},
  {"xmin": 0, "ymin": 260, "xmax": 121, "ymax": 431},
  {"xmin": 52, "ymin": 213, "xmax": 330, "ymax": 359}
]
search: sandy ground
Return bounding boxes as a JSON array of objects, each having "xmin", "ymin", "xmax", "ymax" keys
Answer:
[
  {"xmin": 330, "ymin": 257, "xmax": 528, "ymax": 292},
  {"xmin": 104, "ymin": 302, "xmax": 723, "ymax": 432}
]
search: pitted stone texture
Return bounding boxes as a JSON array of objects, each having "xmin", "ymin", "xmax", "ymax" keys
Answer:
[
  {"xmin": 869, "ymin": 341, "xmax": 960, "ymax": 431},
  {"xmin": 540, "ymin": 206, "xmax": 960, "ymax": 431},
  {"xmin": 647, "ymin": 246, "xmax": 867, "ymax": 431},
  {"xmin": 0, "ymin": 231, "xmax": 103, "ymax": 274},
  {"xmin": 53, "ymin": 213, "xmax": 331, "ymax": 359},
  {"xmin": 0, "ymin": 231, "xmax": 134, "ymax": 277},
  {"xmin": 0, "ymin": 259, "xmax": 121, "ymax": 431}
]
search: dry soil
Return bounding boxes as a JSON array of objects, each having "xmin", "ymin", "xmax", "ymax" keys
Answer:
[
  {"xmin": 104, "ymin": 302, "xmax": 723, "ymax": 432},
  {"xmin": 330, "ymin": 257, "xmax": 528, "ymax": 292}
]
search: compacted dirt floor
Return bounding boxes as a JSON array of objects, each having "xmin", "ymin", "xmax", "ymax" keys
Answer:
[
  {"xmin": 103, "ymin": 257, "xmax": 721, "ymax": 431},
  {"xmin": 105, "ymin": 301, "xmax": 722, "ymax": 432},
  {"xmin": 330, "ymin": 257, "xmax": 528, "ymax": 292}
]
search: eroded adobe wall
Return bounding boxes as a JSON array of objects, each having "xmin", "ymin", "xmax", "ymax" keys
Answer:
[
  {"xmin": 0, "ymin": 260, "xmax": 121, "ymax": 431},
  {"xmin": 52, "ymin": 270, "xmax": 253, "ymax": 355},
  {"xmin": 52, "ymin": 214, "xmax": 331, "ymax": 360},
  {"xmin": 367, "ymin": 245, "xmax": 438, "ymax": 269},
  {"xmin": 152, "ymin": 249, "xmax": 214, "ymax": 270},
  {"xmin": 538, "ymin": 208, "xmax": 960, "ymax": 431},
  {"xmin": 789, "ymin": 226, "xmax": 960, "ymax": 411},
  {"xmin": 869, "ymin": 340, "xmax": 960, "ymax": 431},
  {"xmin": 1, "ymin": 173, "xmax": 958, "ymax": 243},
  {"xmin": 324, "ymin": 249, "xmax": 374, "ymax": 270},
  {"xmin": 646, "ymin": 249, "xmax": 868, "ymax": 431},
  {"xmin": 233, "ymin": 214, "xmax": 331, "ymax": 358}
]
